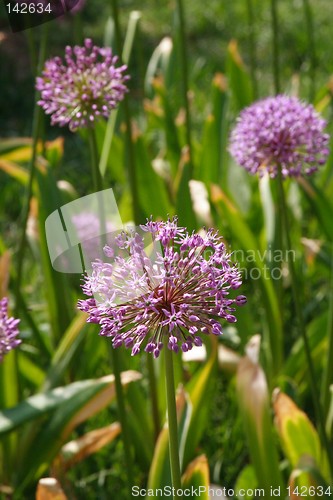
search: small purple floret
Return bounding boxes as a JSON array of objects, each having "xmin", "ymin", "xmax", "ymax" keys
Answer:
[
  {"xmin": 36, "ymin": 38, "xmax": 129, "ymax": 131},
  {"xmin": 229, "ymin": 95, "xmax": 329, "ymax": 178},
  {"xmin": 78, "ymin": 217, "xmax": 246, "ymax": 356},
  {"xmin": 0, "ymin": 297, "xmax": 21, "ymax": 362}
]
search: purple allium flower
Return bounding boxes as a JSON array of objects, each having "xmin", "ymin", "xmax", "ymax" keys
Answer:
[
  {"xmin": 0, "ymin": 297, "xmax": 21, "ymax": 362},
  {"xmin": 36, "ymin": 38, "xmax": 128, "ymax": 131},
  {"xmin": 78, "ymin": 217, "xmax": 246, "ymax": 358},
  {"xmin": 229, "ymin": 95, "xmax": 329, "ymax": 178}
]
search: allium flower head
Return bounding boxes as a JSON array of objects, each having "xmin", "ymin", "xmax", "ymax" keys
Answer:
[
  {"xmin": 78, "ymin": 217, "xmax": 246, "ymax": 358},
  {"xmin": 36, "ymin": 38, "xmax": 128, "ymax": 131},
  {"xmin": 229, "ymin": 95, "xmax": 329, "ymax": 178},
  {"xmin": 0, "ymin": 297, "xmax": 21, "ymax": 362}
]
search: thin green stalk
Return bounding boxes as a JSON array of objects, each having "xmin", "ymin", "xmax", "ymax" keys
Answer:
[
  {"xmin": 321, "ymin": 244, "xmax": 333, "ymax": 417},
  {"xmin": 15, "ymin": 24, "xmax": 48, "ymax": 315},
  {"xmin": 271, "ymin": 180, "xmax": 284, "ymax": 354},
  {"xmin": 110, "ymin": 0, "xmax": 141, "ymax": 224},
  {"xmin": 302, "ymin": 0, "xmax": 316, "ymax": 101},
  {"xmin": 276, "ymin": 170, "xmax": 333, "ymax": 474},
  {"xmin": 88, "ymin": 128, "xmax": 103, "ymax": 193},
  {"xmin": 88, "ymin": 126, "xmax": 134, "ymax": 488},
  {"xmin": 164, "ymin": 344, "xmax": 182, "ymax": 498},
  {"xmin": 270, "ymin": 0, "xmax": 280, "ymax": 94},
  {"xmin": 147, "ymin": 352, "xmax": 161, "ymax": 441},
  {"xmin": 246, "ymin": 0, "xmax": 258, "ymax": 99},
  {"xmin": 175, "ymin": 0, "xmax": 193, "ymax": 175}
]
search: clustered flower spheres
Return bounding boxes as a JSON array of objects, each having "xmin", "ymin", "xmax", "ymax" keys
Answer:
[
  {"xmin": 78, "ymin": 218, "xmax": 246, "ymax": 358},
  {"xmin": 229, "ymin": 95, "xmax": 329, "ymax": 178},
  {"xmin": 36, "ymin": 38, "xmax": 128, "ymax": 131},
  {"xmin": 0, "ymin": 297, "xmax": 21, "ymax": 362}
]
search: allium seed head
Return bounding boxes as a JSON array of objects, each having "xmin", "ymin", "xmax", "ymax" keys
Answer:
[
  {"xmin": 229, "ymin": 95, "xmax": 329, "ymax": 178},
  {"xmin": 78, "ymin": 217, "xmax": 246, "ymax": 358},
  {"xmin": 36, "ymin": 38, "xmax": 129, "ymax": 131},
  {"xmin": 0, "ymin": 297, "xmax": 21, "ymax": 362}
]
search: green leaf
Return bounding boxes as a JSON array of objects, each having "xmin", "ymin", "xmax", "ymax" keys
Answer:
[
  {"xmin": 42, "ymin": 312, "xmax": 88, "ymax": 391},
  {"xmin": 145, "ymin": 37, "xmax": 174, "ymax": 97},
  {"xmin": 133, "ymin": 132, "xmax": 171, "ymax": 218},
  {"xmin": 298, "ymin": 177, "xmax": 333, "ymax": 242},
  {"xmin": 0, "ymin": 371, "xmax": 141, "ymax": 492},
  {"xmin": 175, "ymin": 152, "xmax": 197, "ymax": 231},
  {"xmin": 18, "ymin": 353, "xmax": 45, "ymax": 388},
  {"xmin": 197, "ymin": 74, "xmax": 229, "ymax": 186},
  {"xmin": 235, "ymin": 465, "xmax": 258, "ymax": 500},
  {"xmin": 99, "ymin": 10, "xmax": 141, "ymax": 177},
  {"xmin": 152, "ymin": 78, "xmax": 182, "ymax": 177},
  {"xmin": 35, "ymin": 164, "xmax": 74, "ymax": 342},
  {"xmin": 283, "ymin": 311, "xmax": 328, "ymax": 387},
  {"xmin": 226, "ymin": 40, "xmax": 253, "ymax": 111}
]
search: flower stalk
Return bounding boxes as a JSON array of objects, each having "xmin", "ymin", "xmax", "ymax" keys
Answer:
[
  {"xmin": 164, "ymin": 342, "xmax": 182, "ymax": 498},
  {"xmin": 87, "ymin": 125, "xmax": 134, "ymax": 489},
  {"xmin": 147, "ymin": 352, "xmax": 161, "ymax": 441}
]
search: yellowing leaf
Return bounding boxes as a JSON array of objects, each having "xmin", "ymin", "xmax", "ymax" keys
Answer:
[
  {"xmin": 182, "ymin": 455, "xmax": 210, "ymax": 498},
  {"xmin": 273, "ymin": 390, "xmax": 329, "ymax": 480},
  {"xmin": 0, "ymin": 159, "xmax": 28, "ymax": 184}
]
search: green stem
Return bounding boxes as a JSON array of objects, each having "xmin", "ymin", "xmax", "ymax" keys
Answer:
[
  {"xmin": 15, "ymin": 24, "xmax": 48, "ymax": 315},
  {"xmin": 110, "ymin": 0, "xmax": 141, "ymax": 224},
  {"xmin": 175, "ymin": 0, "xmax": 193, "ymax": 176},
  {"xmin": 164, "ymin": 344, "xmax": 182, "ymax": 498},
  {"xmin": 270, "ymin": 0, "xmax": 280, "ymax": 94},
  {"xmin": 246, "ymin": 0, "xmax": 258, "ymax": 99},
  {"xmin": 88, "ymin": 126, "xmax": 134, "ymax": 488},
  {"xmin": 322, "ymin": 244, "xmax": 333, "ymax": 417},
  {"xmin": 147, "ymin": 352, "xmax": 161, "ymax": 441},
  {"xmin": 302, "ymin": 0, "xmax": 316, "ymax": 101},
  {"xmin": 272, "ymin": 180, "xmax": 284, "ymax": 355},
  {"xmin": 276, "ymin": 170, "xmax": 333, "ymax": 475},
  {"xmin": 88, "ymin": 128, "xmax": 103, "ymax": 193}
]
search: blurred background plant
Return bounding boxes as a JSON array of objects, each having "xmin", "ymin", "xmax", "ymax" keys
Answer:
[{"xmin": 1, "ymin": 0, "xmax": 333, "ymax": 498}]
